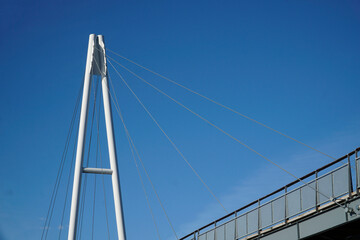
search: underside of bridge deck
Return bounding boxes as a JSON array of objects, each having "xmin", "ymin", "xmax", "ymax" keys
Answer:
[{"xmin": 304, "ymin": 218, "xmax": 360, "ymax": 240}]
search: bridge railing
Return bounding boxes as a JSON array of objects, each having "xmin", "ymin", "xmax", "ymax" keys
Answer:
[{"xmin": 180, "ymin": 147, "xmax": 360, "ymax": 240}]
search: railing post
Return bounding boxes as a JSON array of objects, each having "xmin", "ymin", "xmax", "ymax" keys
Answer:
[
  {"xmin": 284, "ymin": 186, "xmax": 288, "ymax": 224},
  {"xmin": 271, "ymin": 201, "xmax": 274, "ymax": 226},
  {"xmin": 234, "ymin": 211, "xmax": 237, "ymax": 240},
  {"xmin": 315, "ymin": 171, "xmax": 319, "ymax": 211},
  {"xmin": 347, "ymin": 154, "xmax": 353, "ymax": 199},
  {"xmin": 257, "ymin": 199, "xmax": 261, "ymax": 235},
  {"xmin": 356, "ymin": 149, "xmax": 359, "ymax": 195},
  {"xmin": 331, "ymin": 172, "xmax": 334, "ymax": 200},
  {"xmin": 300, "ymin": 187, "xmax": 303, "ymax": 211},
  {"xmin": 246, "ymin": 211, "xmax": 248, "ymax": 236},
  {"xmin": 214, "ymin": 221, "xmax": 217, "ymax": 240}
]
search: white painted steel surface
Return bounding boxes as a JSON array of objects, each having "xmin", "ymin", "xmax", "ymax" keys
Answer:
[
  {"xmin": 82, "ymin": 167, "xmax": 113, "ymax": 175},
  {"xmin": 98, "ymin": 35, "xmax": 127, "ymax": 240},
  {"xmin": 68, "ymin": 34, "xmax": 127, "ymax": 240},
  {"xmin": 68, "ymin": 34, "xmax": 96, "ymax": 240}
]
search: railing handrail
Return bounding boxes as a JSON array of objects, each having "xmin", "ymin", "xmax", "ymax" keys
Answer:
[{"xmin": 180, "ymin": 147, "xmax": 360, "ymax": 240}]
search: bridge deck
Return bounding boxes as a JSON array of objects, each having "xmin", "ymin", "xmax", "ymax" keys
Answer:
[{"xmin": 180, "ymin": 148, "xmax": 360, "ymax": 240}]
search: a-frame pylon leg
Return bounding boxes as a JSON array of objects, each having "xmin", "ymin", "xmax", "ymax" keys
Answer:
[
  {"xmin": 68, "ymin": 34, "xmax": 126, "ymax": 240},
  {"xmin": 98, "ymin": 35, "xmax": 127, "ymax": 240},
  {"xmin": 68, "ymin": 34, "xmax": 96, "ymax": 240}
]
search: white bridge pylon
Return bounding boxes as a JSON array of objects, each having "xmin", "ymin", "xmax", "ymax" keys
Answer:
[{"xmin": 68, "ymin": 34, "xmax": 126, "ymax": 240}]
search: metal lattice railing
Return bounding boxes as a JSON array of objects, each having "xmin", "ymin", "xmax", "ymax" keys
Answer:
[{"xmin": 181, "ymin": 148, "xmax": 360, "ymax": 240}]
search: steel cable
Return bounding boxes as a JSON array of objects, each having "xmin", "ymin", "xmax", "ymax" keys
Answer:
[
  {"xmin": 57, "ymin": 114, "xmax": 80, "ymax": 240},
  {"xmin": 78, "ymin": 76, "xmax": 100, "ymax": 239},
  {"xmin": 94, "ymin": 54, "xmax": 168, "ymax": 239},
  {"xmin": 108, "ymin": 58, "xmax": 345, "ymax": 209},
  {"xmin": 41, "ymin": 80, "xmax": 83, "ymax": 240},
  {"xmin": 107, "ymin": 58, "xmax": 228, "ymax": 213},
  {"xmin": 106, "ymin": 49, "xmax": 335, "ymax": 161},
  {"xmin": 108, "ymin": 73, "xmax": 163, "ymax": 240}
]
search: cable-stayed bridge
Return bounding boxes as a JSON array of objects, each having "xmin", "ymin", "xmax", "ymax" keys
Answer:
[{"xmin": 41, "ymin": 34, "xmax": 360, "ymax": 240}]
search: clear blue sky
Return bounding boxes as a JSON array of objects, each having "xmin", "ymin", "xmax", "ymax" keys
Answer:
[{"xmin": 1, "ymin": 1, "xmax": 360, "ymax": 240}]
